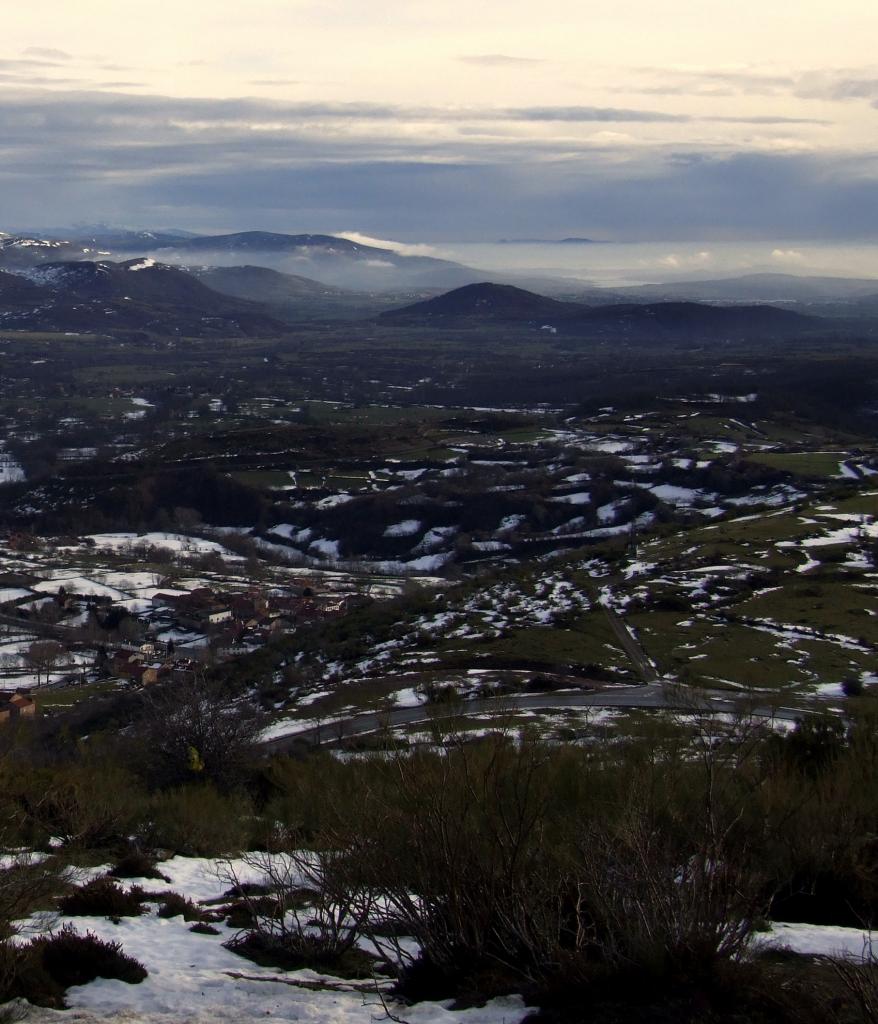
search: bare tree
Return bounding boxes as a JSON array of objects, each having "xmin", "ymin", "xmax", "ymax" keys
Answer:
[
  {"xmin": 134, "ymin": 675, "xmax": 264, "ymax": 790},
  {"xmin": 24, "ymin": 640, "xmax": 65, "ymax": 687}
]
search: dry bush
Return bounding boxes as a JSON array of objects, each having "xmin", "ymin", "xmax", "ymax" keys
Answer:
[
  {"xmin": 328, "ymin": 734, "xmax": 577, "ymax": 990},
  {"xmin": 574, "ymin": 797, "xmax": 765, "ymax": 984},
  {"xmin": 818, "ymin": 946, "xmax": 878, "ymax": 1023},
  {"xmin": 222, "ymin": 843, "xmax": 374, "ymax": 971},
  {"xmin": 16, "ymin": 758, "xmax": 146, "ymax": 851},
  {"xmin": 143, "ymin": 784, "xmax": 254, "ymax": 857}
]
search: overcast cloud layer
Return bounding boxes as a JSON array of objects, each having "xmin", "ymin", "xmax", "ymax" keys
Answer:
[{"xmin": 1, "ymin": 1, "xmax": 877, "ymax": 240}]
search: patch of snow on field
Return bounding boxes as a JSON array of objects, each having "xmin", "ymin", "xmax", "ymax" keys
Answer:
[
  {"xmin": 597, "ymin": 499, "xmax": 629, "ymax": 524},
  {"xmin": 394, "ymin": 687, "xmax": 426, "ymax": 707},
  {"xmin": 814, "ymin": 681, "xmax": 847, "ymax": 698},
  {"xmin": 384, "ymin": 519, "xmax": 422, "ymax": 537},
  {"xmin": 267, "ymin": 524, "xmax": 298, "ymax": 540},
  {"xmin": 796, "ymin": 554, "xmax": 822, "ymax": 573},
  {"xmin": 624, "ymin": 561, "xmax": 656, "ymax": 580},
  {"xmin": 309, "ymin": 539, "xmax": 341, "ymax": 559},
  {"xmin": 472, "ymin": 541, "xmax": 511, "ymax": 552},
  {"xmin": 649, "ymin": 484, "xmax": 702, "ymax": 505},
  {"xmin": 587, "ymin": 438, "xmax": 633, "ymax": 454},
  {"xmin": 497, "ymin": 514, "xmax": 526, "ymax": 533},
  {"xmin": 404, "ymin": 553, "xmax": 454, "ymax": 571},
  {"xmin": 33, "ymin": 578, "xmax": 128, "ymax": 601},
  {"xmin": 86, "ymin": 533, "xmax": 234, "ymax": 556},
  {"xmin": 99, "ymin": 572, "xmax": 163, "ymax": 591},
  {"xmin": 414, "ymin": 526, "xmax": 458, "ymax": 552},
  {"xmin": 315, "ymin": 493, "xmax": 355, "ymax": 509},
  {"xmin": 0, "ymin": 452, "xmax": 25, "ymax": 484}
]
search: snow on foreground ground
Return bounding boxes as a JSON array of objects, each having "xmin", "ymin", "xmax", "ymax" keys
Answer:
[
  {"xmin": 19, "ymin": 856, "xmax": 527, "ymax": 1024},
  {"xmin": 16, "ymin": 856, "xmax": 878, "ymax": 1024}
]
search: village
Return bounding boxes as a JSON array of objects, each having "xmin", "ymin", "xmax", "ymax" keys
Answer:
[{"xmin": 0, "ymin": 530, "xmax": 361, "ymax": 715}]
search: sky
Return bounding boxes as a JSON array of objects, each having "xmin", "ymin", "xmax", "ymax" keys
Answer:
[{"xmin": 1, "ymin": 0, "xmax": 877, "ymax": 241}]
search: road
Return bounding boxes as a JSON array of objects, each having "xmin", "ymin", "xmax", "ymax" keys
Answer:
[
  {"xmin": 602, "ymin": 605, "xmax": 658, "ymax": 682},
  {"xmin": 262, "ymin": 682, "xmax": 818, "ymax": 754}
]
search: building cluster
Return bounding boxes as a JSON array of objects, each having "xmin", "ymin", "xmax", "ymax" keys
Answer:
[
  {"xmin": 0, "ymin": 577, "xmax": 358, "ymax": 705},
  {"xmin": 0, "ymin": 691, "xmax": 36, "ymax": 721},
  {"xmin": 105, "ymin": 585, "xmax": 352, "ymax": 686}
]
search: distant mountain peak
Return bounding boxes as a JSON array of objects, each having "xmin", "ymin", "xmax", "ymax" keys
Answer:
[
  {"xmin": 497, "ymin": 236, "xmax": 605, "ymax": 244},
  {"xmin": 382, "ymin": 281, "xmax": 581, "ymax": 321},
  {"xmin": 382, "ymin": 281, "xmax": 820, "ymax": 338}
]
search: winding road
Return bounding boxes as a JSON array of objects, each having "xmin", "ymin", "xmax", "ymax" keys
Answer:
[{"xmin": 262, "ymin": 681, "xmax": 819, "ymax": 754}]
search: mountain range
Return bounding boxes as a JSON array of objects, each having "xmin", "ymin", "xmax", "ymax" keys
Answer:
[
  {"xmin": 0, "ymin": 229, "xmax": 487, "ymax": 293},
  {"xmin": 381, "ymin": 282, "xmax": 825, "ymax": 340},
  {"xmin": 612, "ymin": 272, "xmax": 878, "ymax": 305},
  {"xmin": 0, "ymin": 227, "xmax": 876, "ymax": 338},
  {"xmin": 0, "ymin": 259, "xmax": 283, "ymax": 337}
]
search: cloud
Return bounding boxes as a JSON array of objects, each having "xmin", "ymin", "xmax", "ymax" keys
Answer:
[
  {"xmin": 504, "ymin": 105, "xmax": 687, "ymax": 123},
  {"xmin": 0, "ymin": 86, "xmax": 875, "ymax": 241},
  {"xmin": 795, "ymin": 70, "xmax": 878, "ymax": 102},
  {"xmin": 0, "ymin": 90, "xmax": 694, "ymax": 134},
  {"xmin": 335, "ymin": 231, "xmax": 438, "ymax": 256},
  {"xmin": 709, "ymin": 115, "xmax": 830, "ymax": 126},
  {"xmin": 632, "ymin": 64, "xmax": 878, "ymax": 107},
  {"xmin": 771, "ymin": 248, "xmax": 806, "ymax": 263},
  {"xmin": 586, "ymin": 130, "xmax": 636, "ymax": 145},
  {"xmin": 0, "ymin": 57, "xmax": 68, "ymax": 70},
  {"xmin": 0, "ymin": 72, "xmax": 85, "ymax": 86},
  {"xmin": 657, "ymin": 251, "xmax": 712, "ymax": 270},
  {"xmin": 458, "ymin": 54, "xmax": 544, "ymax": 67},
  {"xmin": 627, "ymin": 68, "xmax": 796, "ymax": 97},
  {"xmin": 22, "ymin": 47, "xmax": 73, "ymax": 62}
]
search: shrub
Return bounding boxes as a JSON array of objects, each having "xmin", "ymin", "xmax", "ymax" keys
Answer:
[
  {"xmin": 224, "ymin": 930, "xmax": 376, "ymax": 978},
  {"xmin": 108, "ymin": 851, "xmax": 170, "ymax": 882},
  {"xmin": 842, "ymin": 677, "xmax": 866, "ymax": 698},
  {"xmin": 16, "ymin": 759, "xmax": 145, "ymax": 850},
  {"xmin": 156, "ymin": 891, "xmax": 205, "ymax": 922},
  {"xmin": 251, "ymin": 720, "xmax": 878, "ymax": 1012},
  {"xmin": 28, "ymin": 924, "xmax": 147, "ymax": 988},
  {"xmin": 0, "ymin": 855, "xmax": 69, "ymax": 927},
  {"xmin": 818, "ymin": 953, "xmax": 878, "ymax": 1022},
  {"xmin": 224, "ymin": 895, "xmax": 282, "ymax": 930},
  {"xmin": 574, "ymin": 801, "xmax": 765, "ymax": 986},
  {"xmin": 221, "ymin": 847, "xmax": 373, "ymax": 971},
  {"xmin": 779, "ymin": 716, "xmax": 847, "ymax": 777},
  {"xmin": 59, "ymin": 879, "xmax": 146, "ymax": 918},
  {"xmin": 189, "ymin": 922, "xmax": 221, "ymax": 936},
  {"xmin": 143, "ymin": 784, "xmax": 254, "ymax": 857}
]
